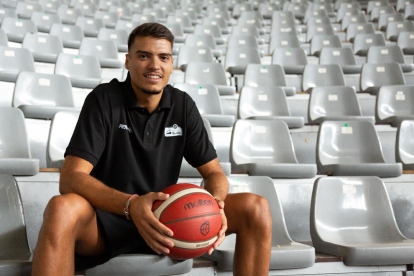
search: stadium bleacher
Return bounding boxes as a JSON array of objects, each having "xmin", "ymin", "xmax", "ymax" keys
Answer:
[{"xmin": 2, "ymin": 0, "xmax": 414, "ymax": 275}]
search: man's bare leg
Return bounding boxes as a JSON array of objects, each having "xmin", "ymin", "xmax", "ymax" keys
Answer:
[
  {"xmin": 224, "ymin": 193, "xmax": 272, "ymax": 276},
  {"xmin": 31, "ymin": 193, "xmax": 107, "ymax": 276}
]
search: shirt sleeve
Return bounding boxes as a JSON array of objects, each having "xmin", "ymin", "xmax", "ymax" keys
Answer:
[
  {"xmin": 183, "ymin": 98, "xmax": 217, "ymax": 168},
  {"xmin": 64, "ymin": 91, "xmax": 108, "ymax": 166}
]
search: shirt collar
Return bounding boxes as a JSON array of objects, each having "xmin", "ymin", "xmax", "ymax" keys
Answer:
[{"xmin": 123, "ymin": 72, "xmax": 171, "ymax": 111}]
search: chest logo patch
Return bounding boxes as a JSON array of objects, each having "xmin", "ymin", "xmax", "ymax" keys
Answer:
[
  {"xmin": 165, "ymin": 124, "xmax": 182, "ymax": 137},
  {"xmin": 119, "ymin": 124, "xmax": 132, "ymax": 133}
]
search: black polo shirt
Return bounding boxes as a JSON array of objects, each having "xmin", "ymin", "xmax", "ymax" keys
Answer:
[{"xmin": 64, "ymin": 74, "xmax": 217, "ymax": 195}]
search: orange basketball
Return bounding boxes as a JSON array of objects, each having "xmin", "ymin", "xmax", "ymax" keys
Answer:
[{"xmin": 152, "ymin": 183, "xmax": 222, "ymax": 260}]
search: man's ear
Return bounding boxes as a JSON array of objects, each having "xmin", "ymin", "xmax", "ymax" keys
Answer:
[{"xmin": 125, "ymin": 54, "xmax": 129, "ymax": 70}]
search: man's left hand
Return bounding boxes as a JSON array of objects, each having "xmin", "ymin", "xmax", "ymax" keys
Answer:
[{"xmin": 208, "ymin": 198, "xmax": 227, "ymax": 255}]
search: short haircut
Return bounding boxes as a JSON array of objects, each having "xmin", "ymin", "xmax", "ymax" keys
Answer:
[{"xmin": 128, "ymin": 23, "xmax": 175, "ymax": 52}]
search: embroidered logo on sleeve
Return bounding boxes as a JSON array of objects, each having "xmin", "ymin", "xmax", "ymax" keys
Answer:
[
  {"xmin": 165, "ymin": 124, "xmax": 182, "ymax": 137},
  {"xmin": 119, "ymin": 124, "xmax": 132, "ymax": 133}
]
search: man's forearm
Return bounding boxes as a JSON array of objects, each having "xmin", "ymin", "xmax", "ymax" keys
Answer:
[{"xmin": 203, "ymin": 171, "xmax": 229, "ymax": 201}]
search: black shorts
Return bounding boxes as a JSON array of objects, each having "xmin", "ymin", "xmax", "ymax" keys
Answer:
[{"xmin": 74, "ymin": 209, "xmax": 156, "ymax": 271}]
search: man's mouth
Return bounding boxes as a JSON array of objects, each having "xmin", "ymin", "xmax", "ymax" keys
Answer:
[{"xmin": 145, "ymin": 74, "xmax": 162, "ymax": 79}]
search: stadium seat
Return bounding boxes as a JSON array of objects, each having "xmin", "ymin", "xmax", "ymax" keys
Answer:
[
  {"xmin": 97, "ymin": 0, "xmax": 117, "ymax": 11},
  {"xmin": 166, "ymin": 15, "xmax": 194, "ymax": 33},
  {"xmin": 225, "ymin": 47, "xmax": 261, "ymax": 75},
  {"xmin": 304, "ymin": 9, "xmax": 328, "ymax": 24},
  {"xmin": 164, "ymin": 22, "xmax": 186, "ymax": 43},
  {"xmin": 178, "ymin": 117, "xmax": 231, "ymax": 176},
  {"xmin": 177, "ymin": 46, "xmax": 214, "ymax": 71},
  {"xmin": 50, "ymin": 23, "xmax": 84, "ymax": 49},
  {"xmin": 16, "ymin": 2, "xmax": 42, "ymax": 20},
  {"xmin": 194, "ymin": 25, "xmax": 226, "ymax": 45},
  {"xmin": 0, "ymin": 46, "xmax": 35, "ymax": 82},
  {"xmin": 398, "ymin": 0, "xmax": 414, "ymax": 12},
  {"xmin": 74, "ymin": 3, "xmax": 98, "ymax": 18},
  {"xmin": 0, "ymin": 174, "xmax": 32, "ymax": 275},
  {"xmin": 386, "ymin": 20, "xmax": 414, "ymax": 41},
  {"xmin": 353, "ymin": 33, "xmax": 386, "ymax": 56},
  {"xmin": 232, "ymin": 3, "xmax": 254, "ymax": 19},
  {"xmin": 288, "ymin": 3, "xmax": 307, "ymax": 20},
  {"xmin": 232, "ymin": 25, "xmax": 264, "ymax": 45},
  {"xmin": 227, "ymin": 34, "xmax": 260, "ymax": 49},
  {"xmin": 310, "ymin": 34, "xmax": 342, "ymax": 57},
  {"xmin": 0, "ymin": 7, "xmax": 17, "ymax": 23},
  {"xmin": 346, "ymin": 23, "xmax": 375, "ymax": 42},
  {"xmin": 398, "ymin": 31, "xmax": 414, "ymax": 54},
  {"xmin": 405, "ymin": 4, "xmax": 414, "ymax": 20},
  {"xmin": 258, "ymin": 3, "xmax": 280, "ymax": 19},
  {"xmin": 185, "ymin": 34, "xmax": 222, "ymax": 58},
  {"xmin": 308, "ymin": 86, "xmax": 374, "ymax": 124},
  {"xmin": 231, "ymin": 120, "xmax": 317, "ymax": 178},
  {"xmin": 1, "ymin": 17, "xmax": 37, "ymax": 43},
  {"xmin": 370, "ymin": 5, "xmax": 395, "ymax": 22},
  {"xmin": 269, "ymin": 33, "xmax": 300, "ymax": 55},
  {"xmin": 306, "ymin": 24, "xmax": 335, "ymax": 43},
  {"xmin": 307, "ymin": 15, "xmax": 331, "ymax": 27},
  {"xmin": 239, "ymin": 86, "xmax": 304, "ymax": 128},
  {"xmin": 79, "ymin": 38, "xmax": 122, "ymax": 68},
  {"xmin": 302, "ymin": 64, "xmax": 345, "ymax": 92},
  {"xmin": 57, "ymin": 7, "xmax": 83, "ymax": 25},
  {"xmin": 0, "ymin": 107, "xmax": 39, "ymax": 176},
  {"xmin": 319, "ymin": 47, "xmax": 362, "ymax": 74},
  {"xmin": 22, "ymin": 33, "xmax": 63, "ymax": 63},
  {"xmin": 316, "ymin": 120, "xmax": 403, "ymax": 177},
  {"xmin": 244, "ymin": 64, "xmax": 296, "ymax": 96},
  {"xmin": 360, "ymin": 63, "xmax": 405, "ymax": 95},
  {"xmin": 108, "ymin": 6, "xmax": 132, "ymax": 20},
  {"xmin": 378, "ymin": 12, "xmax": 404, "ymax": 31},
  {"xmin": 184, "ymin": 62, "xmax": 235, "ymax": 95},
  {"xmin": 272, "ymin": 47, "xmax": 307, "ymax": 75},
  {"xmin": 367, "ymin": 0, "xmax": 390, "ymax": 14},
  {"xmin": 75, "ymin": 17, "xmax": 104, "ymax": 38},
  {"xmin": 55, "ymin": 53, "xmax": 101, "ymax": 89},
  {"xmin": 1, "ymin": 0, "xmax": 19, "ymax": 9},
  {"xmin": 311, "ymin": 176, "xmax": 414, "ymax": 265},
  {"xmin": 367, "ymin": 45, "xmax": 413, "ymax": 72},
  {"xmin": 205, "ymin": 175, "xmax": 315, "ymax": 270},
  {"xmin": 337, "ymin": 7, "xmax": 361, "ymax": 23},
  {"xmin": 396, "ymin": 120, "xmax": 414, "ymax": 170},
  {"xmin": 341, "ymin": 14, "xmax": 367, "ymax": 31},
  {"xmin": 203, "ymin": 17, "xmax": 230, "ymax": 34},
  {"xmin": 142, "ymin": 8, "xmax": 168, "ymax": 23},
  {"xmin": 115, "ymin": 20, "xmax": 141, "ymax": 35},
  {"xmin": 13, "ymin": 72, "xmax": 77, "ymax": 119},
  {"xmin": 376, "ymin": 85, "xmax": 414, "ymax": 126},
  {"xmin": 31, "ymin": 11, "xmax": 61, "ymax": 33},
  {"xmin": 97, "ymin": 28, "xmax": 128, "ymax": 52},
  {"xmin": 0, "ymin": 29, "xmax": 7, "ymax": 46},
  {"xmin": 132, "ymin": 14, "xmax": 157, "ymax": 24},
  {"xmin": 94, "ymin": 11, "xmax": 118, "ymax": 28},
  {"xmin": 173, "ymin": 83, "xmax": 236, "ymax": 127},
  {"xmin": 128, "ymin": 2, "xmax": 146, "ymax": 15},
  {"xmin": 336, "ymin": 1, "xmax": 361, "ymax": 13}
]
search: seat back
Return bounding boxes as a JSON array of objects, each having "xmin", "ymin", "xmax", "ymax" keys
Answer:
[
  {"xmin": 347, "ymin": 23, "xmax": 375, "ymax": 42},
  {"xmin": 75, "ymin": 17, "xmax": 104, "ymax": 36},
  {"xmin": 231, "ymin": 119, "xmax": 298, "ymax": 164},
  {"xmin": 272, "ymin": 47, "xmax": 308, "ymax": 66},
  {"xmin": 376, "ymin": 85, "xmax": 414, "ymax": 120},
  {"xmin": 75, "ymin": 3, "xmax": 98, "ymax": 17},
  {"xmin": 269, "ymin": 33, "xmax": 300, "ymax": 54},
  {"xmin": 177, "ymin": 46, "xmax": 214, "ymax": 68},
  {"xmin": 232, "ymin": 3, "xmax": 254, "ymax": 18},
  {"xmin": 397, "ymin": 0, "xmax": 414, "ymax": 11},
  {"xmin": 94, "ymin": 11, "xmax": 118, "ymax": 27},
  {"xmin": 203, "ymin": 17, "xmax": 228, "ymax": 30},
  {"xmin": 244, "ymin": 64, "xmax": 287, "ymax": 87},
  {"xmin": 341, "ymin": 14, "xmax": 367, "ymax": 31},
  {"xmin": 50, "ymin": 23, "xmax": 84, "ymax": 43},
  {"xmin": 308, "ymin": 86, "xmax": 362, "ymax": 123},
  {"xmin": 184, "ymin": 62, "xmax": 228, "ymax": 86},
  {"xmin": 115, "ymin": 19, "xmax": 141, "ymax": 34},
  {"xmin": 303, "ymin": 64, "xmax": 345, "ymax": 92},
  {"xmin": 167, "ymin": 15, "xmax": 192, "ymax": 28},
  {"xmin": 367, "ymin": 0, "xmax": 390, "ymax": 14},
  {"xmin": 396, "ymin": 120, "xmax": 414, "ymax": 165},
  {"xmin": 0, "ymin": 174, "xmax": 31, "ymax": 260},
  {"xmin": 22, "ymin": 33, "xmax": 63, "ymax": 56},
  {"xmin": 0, "ymin": 46, "xmax": 35, "ymax": 81},
  {"xmin": 319, "ymin": 47, "xmax": 357, "ymax": 65},
  {"xmin": 194, "ymin": 25, "xmax": 223, "ymax": 39},
  {"xmin": 225, "ymin": 47, "xmax": 261, "ymax": 71},
  {"xmin": 227, "ymin": 35, "xmax": 259, "ymax": 49},
  {"xmin": 55, "ymin": 53, "xmax": 101, "ymax": 79},
  {"xmin": 317, "ymin": 120, "xmax": 386, "ymax": 166},
  {"xmin": 310, "ymin": 34, "xmax": 342, "ymax": 56},
  {"xmin": 378, "ymin": 12, "xmax": 404, "ymax": 31},
  {"xmin": 398, "ymin": 31, "xmax": 414, "ymax": 53},
  {"xmin": 132, "ymin": 13, "xmax": 157, "ymax": 23},
  {"xmin": 306, "ymin": 24, "xmax": 335, "ymax": 42},
  {"xmin": 311, "ymin": 176, "xmax": 405, "ymax": 246},
  {"xmin": 165, "ymin": 22, "xmax": 185, "ymax": 37},
  {"xmin": 353, "ymin": 33, "xmax": 386, "ymax": 55},
  {"xmin": 367, "ymin": 45, "xmax": 406, "ymax": 64},
  {"xmin": 0, "ymin": 107, "xmax": 32, "ymax": 159},
  {"xmin": 0, "ymin": 29, "xmax": 7, "ymax": 46},
  {"xmin": 80, "ymin": 38, "xmax": 120, "ymax": 61},
  {"xmin": 386, "ymin": 20, "xmax": 414, "ymax": 41},
  {"xmin": 185, "ymin": 34, "xmax": 217, "ymax": 50},
  {"xmin": 58, "ymin": 7, "xmax": 83, "ymax": 24},
  {"xmin": 0, "ymin": 7, "xmax": 17, "ymax": 22},
  {"xmin": 360, "ymin": 62, "xmax": 405, "ymax": 92},
  {"xmin": 307, "ymin": 15, "xmax": 331, "ymax": 27},
  {"xmin": 239, "ymin": 86, "xmax": 290, "ymax": 119},
  {"xmin": 31, "ymin": 11, "xmax": 61, "ymax": 32},
  {"xmin": 371, "ymin": 5, "xmax": 395, "ymax": 22},
  {"xmin": 1, "ymin": 17, "xmax": 37, "ymax": 42},
  {"xmin": 16, "ymin": 1, "xmax": 42, "ymax": 19},
  {"xmin": 97, "ymin": 28, "xmax": 128, "ymax": 48},
  {"xmin": 337, "ymin": 7, "xmax": 361, "ymax": 23},
  {"xmin": 232, "ymin": 25, "xmax": 260, "ymax": 38}
]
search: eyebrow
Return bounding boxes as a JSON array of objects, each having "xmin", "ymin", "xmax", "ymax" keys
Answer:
[{"xmin": 135, "ymin": 50, "xmax": 172, "ymax": 57}]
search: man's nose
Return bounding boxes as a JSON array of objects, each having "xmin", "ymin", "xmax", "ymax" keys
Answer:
[{"xmin": 148, "ymin": 56, "xmax": 161, "ymax": 70}]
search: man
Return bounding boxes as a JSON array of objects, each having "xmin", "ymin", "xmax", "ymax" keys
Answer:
[{"xmin": 32, "ymin": 23, "xmax": 272, "ymax": 276}]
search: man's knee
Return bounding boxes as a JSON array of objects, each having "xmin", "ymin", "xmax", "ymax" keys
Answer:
[{"xmin": 239, "ymin": 194, "xmax": 272, "ymax": 231}]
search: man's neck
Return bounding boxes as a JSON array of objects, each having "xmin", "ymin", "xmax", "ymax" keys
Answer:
[{"xmin": 132, "ymin": 84, "xmax": 163, "ymax": 114}]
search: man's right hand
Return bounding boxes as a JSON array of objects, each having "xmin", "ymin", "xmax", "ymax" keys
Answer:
[{"xmin": 129, "ymin": 192, "xmax": 174, "ymax": 255}]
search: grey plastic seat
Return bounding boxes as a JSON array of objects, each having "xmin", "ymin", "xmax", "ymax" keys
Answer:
[
  {"xmin": 307, "ymin": 15, "xmax": 331, "ymax": 27},
  {"xmin": 337, "ymin": 7, "xmax": 361, "ymax": 23},
  {"xmin": 272, "ymin": 47, "xmax": 307, "ymax": 75},
  {"xmin": 244, "ymin": 64, "xmax": 296, "ymax": 96},
  {"xmin": 184, "ymin": 62, "xmax": 235, "ymax": 95},
  {"xmin": 203, "ymin": 17, "xmax": 230, "ymax": 34},
  {"xmin": 232, "ymin": 3, "xmax": 254, "ymax": 19},
  {"xmin": 74, "ymin": 3, "xmax": 98, "ymax": 18},
  {"xmin": 311, "ymin": 176, "xmax": 414, "ymax": 265},
  {"xmin": 319, "ymin": 47, "xmax": 362, "ymax": 74},
  {"xmin": 22, "ymin": 33, "xmax": 63, "ymax": 63},
  {"xmin": 398, "ymin": 0, "xmax": 414, "ymax": 12},
  {"xmin": 302, "ymin": 64, "xmax": 345, "ymax": 92},
  {"xmin": 174, "ymin": 83, "xmax": 235, "ymax": 127},
  {"xmin": 370, "ymin": 5, "xmax": 395, "ymax": 22},
  {"xmin": 116, "ymin": 20, "xmax": 141, "ymax": 35},
  {"xmin": 360, "ymin": 63, "xmax": 405, "ymax": 95},
  {"xmin": 16, "ymin": 2, "xmax": 42, "ymax": 19},
  {"xmin": 310, "ymin": 34, "xmax": 342, "ymax": 56},
  {"xmin": 57, "ymin": 7, "xmax": 83, "ymax": 25},
  {"xmin": 76, "ymin": 17, "xmax": 104, "ymax": 37},
  {"xmin": 396, "ymin": 120, "xmax": 414, "ymax": 170},
  {"xmin": 97, "ymin": 0, "xmax": 118, "ymax": 11},
  {"xmin": 0, "ymin": 29, "xmax": 7, "ymax": 46},
  {"xmin": 108, "ymin": 6, "xmax": 132, "ymax": 20},
  {"xmin": 225, "ymin": 47, "xmax": 261, "ymax": 75},
  {"xmin": 304, "ymin": 9, "xmax": 327, "ymax": 23},
  {"xmin": 94, "ymin": 11, "xmax": 118, "ymax": 28},
  {"xmin": 232, "ymin": 120, "xmax": 317, "ymax": 178},
  {"xmin": 164, "ymin": 22, "xmax": 185, "ymax": 43},
  {"xmin": 0, "ymin": 107, "xmax": 39, "ymax": 176},
  {"xmin": 98, "ymin": 28, "xmax": 128, "ymax": 52},
  {"xmin": 232, "ymin": 25, "xmax": 264, "ymax": 45},
  {"xmin": 269, "ymin": 33, "xmax": 300, "ymax": 55},
  {"xmin": 346, "ymin": 23, "xmax": 375, "ymax": 42},
  {"xmin": 317, "ymin": 120, "xmax": 403, "ymax": 177},
  {"xmin": 79, "ymin": 38, "xmax": 122, "ymax": 68},
  {"xmin": 142, "ymin": 7, "xmax": 167, "ymax": 23},
  {"xmin": 205, "ymin": 175, "xmax": 315, "ymax": 270},
  {"xmin": 239, "ymin": 86, "xmax": 304, "ymax": 128},
  {"xmin": 227, "ymin": 35, "xmax": 259, "ymax": 50},
  {"xmin": 367, "ymin": 45, "xmax": 413, "ymax": 72},
  {"xmin": 378, "ymin": 12, "xmax": 404, "ymax": 31},
  {"xmin": 177, "ymin": 46, "xmax": 214, "ymax": 71},
  {"xmin": 50, "ymin": 23, "xmax": 84, "ymax": 49},
  {"xmin": 40, "ymin": 0, "xmax": 61, "ymax": 13},
  {"xmin": 31, "ymin": 11, "xmax": 61, "ymax": 33},
  {"xmin": 259, "ymin": 3, "xmax": 280, "ymax": 19},
  {"xmin": 55, "ymin": 53, "xmax": 101, "ymax": 89},
  {"xmin": 0, "ymin": 46, "xmax": 35, "ymax": 82},
  {"xmin": 353, "ymin": 33, "xmax": 386, "ymax": 56},
  {"xmin": 0, "ymin": 174, "xmax": 32, "ymax": 274},
  {"xmin": 1, "ymin": 17, "xmax": 37, "ymax": 43},
  {"xmin": 166, "ymin": 15, "xmax": 194, "ymax": 33},
  {"xmin": 306, "ymin": 24, "xmax": 334, "ymax": 42},
  {"xmin": 367, "ymin": 0, "xmax": 390, "ymax": 14},
  {"xmin": 398, "ymin": 31, "xmax": 414, "ymax": 54},
  {"xmin": 46, "ymin": 111, "xmax": 80, "ymax": 168},
  {"xmin": 341, "ymin": 14, "xmax": 367, "ymax": 31},
  {"xmin": 386, "ymin": 20, "xmax": 414, "ymax": 41},
  {"xmin": 405, "ymin": 4, "xmax": 414, "ymax": 20},
  {"xmin": 131, "ymin": 14, "xmax": 156, "ymax": 24},
  {"xmin": 194, "ymin": 25, "xmax": 225, "ymax": 45},
  {"xmin": 13, "ymin": 72, "xmax": 77, "ymax": 119},
  {"xmin": 336, "ymin": 1, "xmax": 361, "ymax": 13},
  {"xmin": 376, "ymin": 85, "xmax": 414, "ymax": 126},
  {"xmin": 309, "ymin": 86, "xmax": 374, "ymax": 124},
  {"xmin": 0, "ymin": 7, "xmax": 17, "ymax": 23},
  {"xmin": 185, "ymin": 34, "xmax": 222, "ymax": 57},
  {"xmin": 288, "ymin": 3, "xmax": 307, "ymax": 19}
]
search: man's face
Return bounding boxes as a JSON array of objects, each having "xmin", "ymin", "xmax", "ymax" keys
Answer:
[{"xmin": 125, "ymin": 36, "xmax": 173, "ymax": 95}]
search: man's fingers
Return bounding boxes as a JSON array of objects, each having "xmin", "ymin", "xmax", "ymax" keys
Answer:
[
  {"xmin": 151, "ymin": 192, "xmax": 170, "ymax": 201},
  {"xmin": 148, "ymin": 214, "xmax": 174, "ymax": 237}
]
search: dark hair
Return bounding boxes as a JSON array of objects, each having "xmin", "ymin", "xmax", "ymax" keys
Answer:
[{"xmin": 127, "ymin": 22, "xmax": 174, "ymax": 52}]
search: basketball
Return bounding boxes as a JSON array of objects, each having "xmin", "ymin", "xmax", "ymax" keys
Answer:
[{"xmin": 152, "ymin": 183, "xmax": 222, "ymax": 260}]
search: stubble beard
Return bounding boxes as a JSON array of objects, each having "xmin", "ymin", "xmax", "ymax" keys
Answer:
[{"xmin": 141, "ymin": 88, "xmax": 163, "ymax": 95}]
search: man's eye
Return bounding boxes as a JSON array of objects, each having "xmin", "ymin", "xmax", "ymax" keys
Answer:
[
  {"xmin": 161, "ymin": 56, "xmax": 170, "ymax": 60},
  {"xmin": 138, "ymin": 54, "xmax": 147, "ymax": 58}
]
